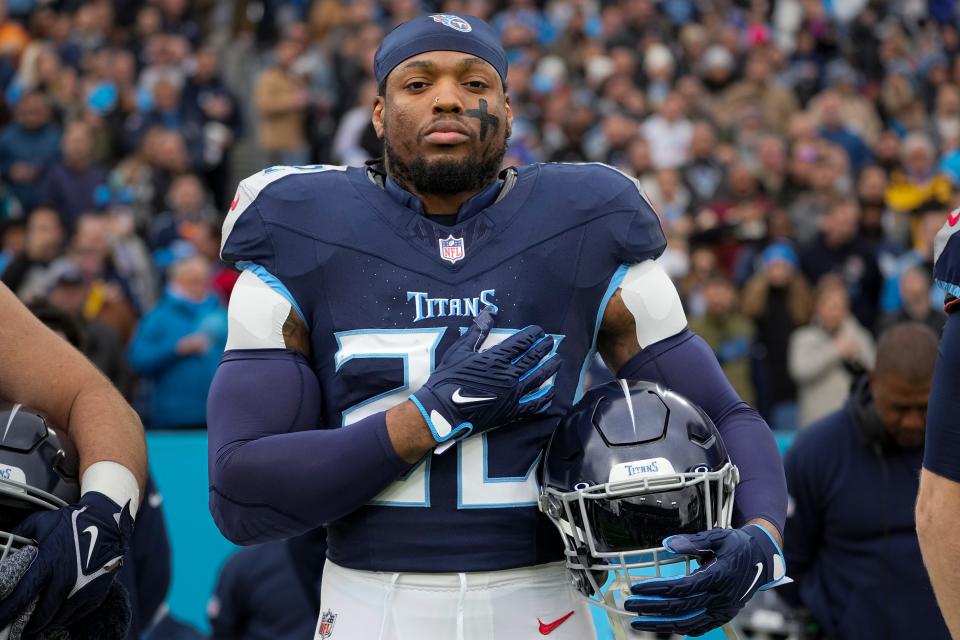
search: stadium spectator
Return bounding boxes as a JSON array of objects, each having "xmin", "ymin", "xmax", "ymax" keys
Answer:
[
  {"xmin": 879, "ymin": 265, "xmax": 947, "ymax": 335},
  {"xmin": 754, "ymin": 134, "xmax": 790, "ymax": 207},
  {"xmin": 786, "ymin": 143, "xmax": 846, "ymax": 245},
  {"xmin": 815, "ymin": 90, "xmax": 874, "ymax": 174},
  {"xmin": 688, "ymin": 275, "xmax": 755, "ymax": 405},
  {"xmin": 783, "ymin": 323, "xmax": 949, "ymax": 640},
  {"xmin": 641, "ymin": 91, "xmax": 692, "ymax": 170},
  {"xmin": 789, "ymin": 276, "xmax": 875, "ymax": 427},
  {"xmin": 41, "ymin": 274, "xmax": 131, "ymax": 396},
  {"xmin": 0, "ymin": 91, "xmax": 60, "ymax": 212},
  {"xmin": 886, "ymin": 132, "xmax": 953, "ymax": 238},
  {"xmin": 55, "ymin": 212, "xmax": 139, "ymax": 341},
  {"xmin": 331, "ymin": 78, "xmax": 379, "ymax": 167},
  {"xmin": 124, "ymin": 76, "xmax": 203, "ymax": 170},
  {"xmin": 39, "ymin": 119, "xmax": 108, "ymax": 232},
  {"xmin": 799, "ymin": 198, "xmax": 883, "ymax": 330},
  {"xmin": 253, "ymin": 36, "xmax": 310, "ymax": 167},
  {"xmin": 742, "ymin": 242, "xmax": 813, "ymax": 431},
  {"xmin": 721, "ymin": 49, "xmax": 798, "ymax": 137},
  {"xmin": 681, "ymin": 121, "xmax": 725, "ymax": 210},
  {"xmin": 128, "ymin": 255, "xmax": 226, "ymax": 429},
  {"xmin": 809, "ymin": 60, "xmax": 882, "ymax": 147},
  {"xmin": 148, "ymin": 172, "xmax": 218, "ymax": 254},
  {"xmin": 181, "ymin": 46, "xmax": 243, "ymax": 209},
  {"xmin": 1, "ymin": 206, "xmax": 63, "ymax": 298}
]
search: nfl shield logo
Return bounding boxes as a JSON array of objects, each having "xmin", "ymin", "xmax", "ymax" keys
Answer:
[
  {"xmin": 429, "ymin": 14, "xmax": 472, "ymax": 32},
  {"xmin": 439, "ymin": 234, "xmax": 466, "ymax": 264},
  {"xmin": 317, "ymin": 609, "xmax": 337, "ymax": 639}
]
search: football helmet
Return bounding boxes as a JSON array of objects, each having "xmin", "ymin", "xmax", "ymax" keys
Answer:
[
  {"xmin": 0, "ymin": 404, "xmax": 80, "ymax": 561},
  {"xmin": 539, "ymin": 379, "xmax": 738, "ymax": 615}
]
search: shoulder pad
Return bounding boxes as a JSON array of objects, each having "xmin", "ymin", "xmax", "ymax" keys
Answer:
[{"xmin": 221, "ymin": 165, "xmax": 347, "ymax": 265}]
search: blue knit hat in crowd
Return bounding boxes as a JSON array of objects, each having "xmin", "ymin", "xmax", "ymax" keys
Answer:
[
  {"xmin": 374, "ymin": 14, "xmax": 508, "ymax": 85},
  {"xmin": 761, "ymin": 242, "xmax": 799, "ymax": 269}
]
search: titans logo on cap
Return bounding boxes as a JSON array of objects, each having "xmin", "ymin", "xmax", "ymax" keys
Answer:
[
  {"xmin": 429, "ymin": 14, "xmax": 473, "ymax": 32},
  {"xmin": 374, "ymin": 14, "xmax": 507, "ymax": 84}
]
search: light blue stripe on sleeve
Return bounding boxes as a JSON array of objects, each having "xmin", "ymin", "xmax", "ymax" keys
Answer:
[
  {"xmin": 236, "ymin": 260, "xmax": 306, "ymax": 323},
  {"xmin": 573, "ymin": 263, "xmax": 630, "ymax": 403}
]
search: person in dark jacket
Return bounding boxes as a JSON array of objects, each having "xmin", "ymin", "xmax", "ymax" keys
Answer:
[
  {"xmin": 128, "ymin": 254, "xmax": 226, "ymax": 429},
  {"xmin": 878, "ymin": 265, "xmax": 946, "ymax": 336},
  {"xmin": 38, "ymin": 120, "xmax": 108, "ymax": 232},
  {"xmin": 741, "ymin": 242, "xmax": 813, "ymax": 430},
  {"xmin": 0, "ymin": 91, "xmax": 61, "ymax": 211},
  {"xmin": 799, "ymin": 197, "xmax": 883, "ymax": 331},
  {"xmin": 180, "ymin": 46, "xmax": 243, "ymax": 209},
  {"xmin": 208, "ymin": 540, "xmax": 320, "ymax": 640},
  {"xmin": 782, "ymin": 322, "xmax": 949, "ymax": 640}
]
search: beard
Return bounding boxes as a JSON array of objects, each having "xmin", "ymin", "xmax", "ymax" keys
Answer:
[{"xmin": 384, "ymin": 127, "xmax": 510, "ymax": 196}]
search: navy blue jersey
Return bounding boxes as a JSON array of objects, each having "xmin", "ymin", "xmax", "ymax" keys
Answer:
[{"xmin": 220, "ymin": 163, "xmax": 665, "ymax": 571}]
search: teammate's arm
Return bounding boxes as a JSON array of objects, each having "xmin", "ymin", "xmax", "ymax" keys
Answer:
[
  {"xmin": 598, "ymin": 260, "xmax": 786, "ymax": 544},
  {"xmin": 0, "ymin": 282, "xmax": 144, "ymax": 634},
  {"xmin": 916, "ymin": 471, "xmax": 960, "ymax": 637},
  {"xmin": 0, "ymin": 281, "xmax": 146, "ymax": 497},
  {"xmin": 917, "ymin": 311, "xmax": 960, "ymax": 638}
]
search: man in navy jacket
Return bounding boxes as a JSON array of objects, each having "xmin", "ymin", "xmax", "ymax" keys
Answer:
[{"xmin": 783, "ymin": 322, "xmax": 949, "ymax": 639}]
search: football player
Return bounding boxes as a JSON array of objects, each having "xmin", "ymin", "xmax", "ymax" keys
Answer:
[
  {"xmin": 207, "ymin": 14, "xmax": 786, "ymax": 639},
  {"xmin": 917, "ymin": 210, "xmax": 960, "ymax": 638},
  {"xmin": 0, "ymin": 282, "xmax": 145, "ymax": 635}
]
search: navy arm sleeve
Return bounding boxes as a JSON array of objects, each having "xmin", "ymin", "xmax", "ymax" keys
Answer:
[
  {"xmin": 207, "ymin": 349, "xmax": 411, "ymax": 545},
  {"xmin": 924, "ymin": 311, "xmax": 960, "ymax": 481},
  {"xmin": 617, "ymin": 329, "xmax": 787, "ymax": 534}
]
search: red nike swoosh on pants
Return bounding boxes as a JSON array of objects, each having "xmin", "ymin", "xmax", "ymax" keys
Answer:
[{"xmin": 538, "ymin": 611, "xmax": 575, "ymax": 635}]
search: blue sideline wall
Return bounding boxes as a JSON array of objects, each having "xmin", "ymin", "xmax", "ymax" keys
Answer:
[{"xmin": 148, "ymin": 431, "xmax": 797, "ymax": 636}]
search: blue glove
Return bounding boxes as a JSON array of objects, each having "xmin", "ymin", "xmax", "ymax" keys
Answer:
[
  {"xmin": 0, "ymin": 491, "xmax": 134, "ymax": 636},
  {"xmin": 624, "ymin": 524, "xmax": 787, "ymax": 637},
  {"xmin": 410, "ymin": 307, "xmax": 561, "ymax": 444}
]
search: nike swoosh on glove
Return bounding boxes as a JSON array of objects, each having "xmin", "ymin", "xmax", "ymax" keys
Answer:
[
  {"xmin": 624, "ymin": 524, "xmax": 787, "ymax": 637},
  {"xmin": 0, "ymin": 491, "xmax": 134, "ymax": 638},
  {"xmin": 410, "ymin": 307, "xmax": 562, "ymax": 444}
]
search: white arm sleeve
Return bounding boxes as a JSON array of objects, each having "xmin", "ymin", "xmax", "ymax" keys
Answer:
[
  {"xmin": 225, "ymin": 269, "xmax": 297, "ymax": 351},
  {"xmin": 618, "ymin": 260, "xmax": 688, "ymax": 348}
]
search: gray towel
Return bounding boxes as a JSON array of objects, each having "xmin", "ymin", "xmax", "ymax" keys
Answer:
[
  {"xmin": 0, "ymin": 545, "xmax": 129, "ymax": 640},
  {"xmin": 0, "ymin": 546, "xmax": 39, "ymax": 640}
]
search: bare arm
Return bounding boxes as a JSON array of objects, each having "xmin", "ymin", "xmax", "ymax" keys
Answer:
[
  {"xmin": 917, "ymin": 469, "xmax": 960, "ymax": 637},
  {"xmin": 599, "ymin": 269, "xmax": 783, "ymax": 546},
  {"xmin": 0, "ymin": 283, "xmax": 147, "ymax": 493}
]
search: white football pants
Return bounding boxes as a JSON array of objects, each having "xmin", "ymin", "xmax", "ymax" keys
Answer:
[{"xmin": 317, "ymin": 559, "xmax": 598, "ymax": 640}]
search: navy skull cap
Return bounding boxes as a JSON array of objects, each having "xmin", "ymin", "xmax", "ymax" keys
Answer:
[{"xmin": 374, "ymin": 14, "xmax": 508, "ymax": 85}]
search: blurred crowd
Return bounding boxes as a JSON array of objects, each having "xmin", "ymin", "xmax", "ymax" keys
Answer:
[{"xmin": 0, "ymin": 0, "xmax": 957, "ymax": 431}]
